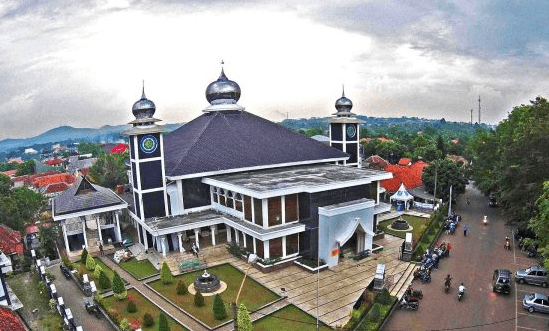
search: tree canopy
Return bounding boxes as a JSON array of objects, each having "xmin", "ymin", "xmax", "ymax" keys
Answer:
[
  {"xmin": 89, "ymin": 152, "xmax": 128, "ymax": 189},
  {"xmin": 422, "ymin": 159, "xmax": 468, "ymax": 203},
  {"xmin": 0, "ymin": 177, "xmax": 46, "ymax": 231}
]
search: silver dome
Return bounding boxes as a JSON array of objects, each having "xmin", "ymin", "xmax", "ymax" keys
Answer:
[
  {"xmin": 132, "ymin": 87, "xmax": 156, "ymax": 119},
  {"xmin": 335, "ymin": 87, "xmax": 353, "ymax": 113},
  {"xmin": 205, "ymin": 68, "xmax": 241, "ymax": 105}
]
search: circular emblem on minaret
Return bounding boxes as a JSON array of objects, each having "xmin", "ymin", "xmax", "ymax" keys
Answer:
[
  {"xmin": 140, "ymin": 135, "xmax": 158, "ymax": 153},
  {"xmin": 347, "ymin": 124, "xmax": 356, "ymax": 138}
]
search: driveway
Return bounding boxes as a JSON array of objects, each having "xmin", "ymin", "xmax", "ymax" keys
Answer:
[
  {"xmin": 383, "ymin": 182, "xmax": 546, "ymax": 331},
  {"xmin": 47, "ymin": 263, "xmax": 114, "ymax": 331}
]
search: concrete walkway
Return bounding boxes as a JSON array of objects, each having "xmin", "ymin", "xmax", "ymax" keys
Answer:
[{"xmin": 100, "ymin": 256, "xmax": 208, "ymax": 331}]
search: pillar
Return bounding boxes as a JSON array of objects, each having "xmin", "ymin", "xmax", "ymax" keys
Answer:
[
  {"xmin": 253, "ymin": 237, "xmax": 257, "ymax": 254},
  {"xmin": 114, "ymin": 212, "xmax": 122, "ymax": 242},
  {"xmin": 178, "ymin": 232, "xmax": 184, "ymax": 253},
  {"xmin": 234, "ymin": 229, "xmax": 240, "ymax": 245},
  {"xmin": 282, "ymin": 236, "xmax": 287, "ymax": 258},
  {"xmin": 263, "ymin": 240, "xmax": 270, "ymax": 259},
  {"xmin": 143, "ymin": 227, "xmax": 148, "ymax": 249},
  {"xmin": 62, "ymin": 222, "xmax": 70, "ymax": 253},
  {"xmin": 136, "ymin": 221, "xmax": 142, "ymax": 245},
  {"xmin": 281, "ymin": 196, "xmax": 286, "ymax": 224},
  {"xmin": 96, "ymin": 217, "xmax": 103, "ymax": 244},
  {"xmin": 161, "ymin": 236, "xmax": 166, "ymax": 257},
  {"xmin": 81, "ymin": 220, "xmax": 88, "ymax": 249},
  {"xmin": 226, "ymin": 225, "xmax": 232, "ymax": 243},
  {"xmin": 194, "ymin": 229, "xmax": 200, "ymax": 248},
  {"xmin": 262, "ymin": 199, "xmax": 268, "ymax": 227},
  {"xmin": 210, "ymin": 225, "xmax": 216, "ymax": 246}
]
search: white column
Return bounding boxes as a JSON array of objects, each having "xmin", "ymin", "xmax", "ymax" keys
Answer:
[
  {"xmin": 96, "ymin": 217, "xmax": 103, "ymax": 244},
  {"xmin": 136, "ymin": 222, "xmax": 142, "ymax": 244},
  {"xmin": 161, "ymin": 237, "xmax": 166, "ymax": 257},
  {"xmin": 251, "ymin": 197, "xmax": 255, "ymax": 224},
  {"xmin": 143, "ymin": 228, "xmax": 148, "ymax": 249},
  {"xmin": 282, "ymin": 236, "xmax": 287, "ymax": 258},
  {"xmin": 263, "ymin": 240, "xmax": 270, "ymax": 259},
  {"xmin": 242, "ymin": 232, "xmax": 247, "ymax": 248},
  {"xmin": 234, "ymin": 229, "xmax": 240, "ymax": 245},
  {"xmin": 82, "ymin": 221, "xmax": 88, "ymax": 249},
  {"xmin": 262, "ymin": 199, "xmax": 268, "ymax": 228},
  {"xmin": 177, "ymin": 180, "xmax": 184, "ymax": 213},
  {"xmin": 253, "ymin": 237, "xmax": 257, "ymax": 254},
  {"xmin": 114, "ymin": 213, "xmax": 122, "ymax": 242},
  {"xmin": 62, "ymin": 223, "xmax": 70, "ymax": 253},
  {"xmin": 178, "ymin": 233, "xmax": 184, "ymax": 253},
  {"xmin": 194, "ymin": 229, "xmax": 200, "ymax": 248},
  {"xmin": 210, "ymin": 225, "xmax": 216, "ymax": 246},
  {"xmin": 281, "ymin": 196, "xmax": 286, "ymax": 224},
  {"xmin": 226, "ymin": 225, "xmax": 232, "ymax": 242}
]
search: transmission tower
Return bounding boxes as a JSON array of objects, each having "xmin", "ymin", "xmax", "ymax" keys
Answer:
[{"xmin": 478, "ymin": 96, "xmax": 481, "ymax": 124}]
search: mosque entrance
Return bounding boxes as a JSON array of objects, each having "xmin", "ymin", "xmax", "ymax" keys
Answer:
[{"xmin": 340, "ymin": 225, "xmax": 366, "ymax": 255}]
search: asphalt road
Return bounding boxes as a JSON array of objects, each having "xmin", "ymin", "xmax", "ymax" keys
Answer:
[{"xmin": 383, "ymin": 183, "xmax": 549, "ymax": 331}]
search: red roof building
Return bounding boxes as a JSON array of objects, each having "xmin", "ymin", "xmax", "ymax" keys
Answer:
[
  {"xmin": 0, "ymin": 170, "xmax": 17, "ymax": 177},
  {"xmin": 25, "ymin": 224, "xmax": 39, "ymax": 234},
  {"xmin": 44, "ymin": 158, "xmax": 64, "ymax": 166},
  {"xmin": 12, "ymin": 171, "xmax": 59, "ymax": 186},
  {"xmin": 7, "ymin": 158, "xmax": 23, "ymax": 165},
  {"xmin": 0, "ymin": 225, "xmax": 23, "ymax": 256},
  {"xmin": 0, "ymin": 308, "xmax": 25, "ymax": 331},
  {"xmin": 109, "ymin": 143, "xmax": 129, "ymax": 154},
  {"xmin": 381, "ymin": 160, "xmax": 429, "ymax": 193},
  {"xmin": 397, "ymin": 158, "xmax": 412, "ymax": 166},
  {"xmin": 32, "ymin": 173, "xmax": 76, "ymax": 189}
]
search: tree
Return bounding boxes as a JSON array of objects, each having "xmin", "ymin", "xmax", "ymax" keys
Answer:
[
  {"xmin": 119, "ymin": 318, "xmax": 131, "ymax": 331},
  {"xmin": 38, "ymin": 225, "xmax": 58, "ymax": 259},
  {"xmin": 213, "ymin": 294, "xmax": 227, "ymax": 320},
  {"xmin": 143, "ymin": 313, "xmax": 154, "ymax": 327},
  {"xmin": 0, "ymin": 174, "xmax": 12, "ymax": 195},
  {"xmin": 194, "ymin": 291, "xmax": 204, "ymax": 307},
  {"xmin": 93, "ymin": 264, "xmax": 103, "ymax": 278},
  {"xmin": 422, "ymin": 159, "xmax": 468, "ymax": 203},
  {"xmin": 158, "ymin": 312, "xmax": 170, "ymax": 331},
  {"xmin": 176, "ymin": 280, "xmax": 187, "ymax": 295},
  {"xmin": 89, "ymin": 152, "xmax": 128, "ymax": 189},
  {"xmin": 112, "ymin": 270, "xmax": 127, "ymax": 300},
  {"xmin": 77, "ymin": 142, "xmax": 105, "ymax": 157},
  {"xmin": 528, "ymin": 181, "xmax": 549, "ymax": 270},
  {"xmin": 15, "ymin": 160, "xmax": 35, "ymax": 176},
  {"xmin": 237, "ymin": 303, "xmax": 252, "ymax": 331},
  {"xmin": 0, "ymin": 187, "xmax": 46, "ymax": 231},
  {"xmin": 98, "ymin": 270, "xmax": 111, "ymax": 289},
  {"xmin": 160, "ymin": 262, "xmax": 173, "ymax": 284},
  {"xmin": 81, "ymin": 248, "xmax": 88, "ymax": 263},
  {"xmin": 86, "ymin": 253, "xmax": 96, "ymax": 271}
]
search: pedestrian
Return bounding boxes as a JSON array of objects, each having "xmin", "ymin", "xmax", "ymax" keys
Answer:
[
  {"xmin": 99, "ymin": 243, "xmax": 104, "ymax": 256},
  {"xmin": 463, "ymin": 224, "xmax": 469, "ymax": 236},
  {"xmin": 446, "ymin": 242, "xmax": 452, "ymax": 257}
]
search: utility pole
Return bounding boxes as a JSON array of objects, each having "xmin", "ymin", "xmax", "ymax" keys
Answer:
[{"xmin": 478, "ymin": 96, "xmax": 481, "ymax": 124}]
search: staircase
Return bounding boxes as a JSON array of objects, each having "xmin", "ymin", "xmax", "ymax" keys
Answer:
[
  {"xmin": 85, "ymin": 228, "xmax": 100, "ymax": 250},
  {"xmin": 390, "ymin": 263, "xmax": 418, "ymax": 298}
]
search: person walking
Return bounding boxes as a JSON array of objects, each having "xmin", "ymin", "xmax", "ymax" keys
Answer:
[
  {"xmin": 446, "ymin": 242, "xmax": 452, "ymax": 257},
  {"xmin": 463, "ymin": 224, "xmax": 469, "ymax": 236}
]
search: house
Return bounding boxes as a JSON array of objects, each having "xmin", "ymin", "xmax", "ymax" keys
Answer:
[
  {"xmin": 7, "ymin": 158, "xmax": 23, "ymax": 165},
  {"xmin": 109, "ymin": 143, "xmax": 129, "ymax": 154},
  {"xmin": 0, "ymin": 170, "xmax": 17, "ymax": 178},
  {"xmin": 0, "ymin": 308, "xmax": 25, "ymax": 331},
  {"xmin": 24, "ymin": 148, "xmax": 38, "ymax": 155},
  {"xmin": 0, "ymin": 225, "xmax": 24, "ymax": 263},
  {"xmin": 54, "ymin": 68, "xmax": 392, "ymax": 269}
]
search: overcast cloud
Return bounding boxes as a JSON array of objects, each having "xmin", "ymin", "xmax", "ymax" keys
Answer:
[{"xmin": 1, "ymin": 0, "xmax": 548, "ymax": 140}]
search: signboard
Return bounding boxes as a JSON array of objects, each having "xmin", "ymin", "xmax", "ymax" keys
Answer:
[{"xmin": 331, "ymin": 248, "xmax": 339, "ymax": 257}]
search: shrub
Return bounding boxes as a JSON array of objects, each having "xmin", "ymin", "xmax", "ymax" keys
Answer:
[
  {"xmin": 176, "ymin": 280, "xmax": 187, "ymax": 295},
  {"xmin": 86, "ymin": 254, "xmax": 96, "ymax": 271},
  {"xmin": 376, "ymin": 288, "xmax": 392, "ymax": 305},
  {"xmin": 98, "ymin": 270, "xmax": 111, "ymax": 289},
  {"xmin": 350, "ymin": 309, "xmax": 361, "ymax": 324},
  {"xmin": 62, "ymin": 256, "xmax": 74, "ymax": 270},
  {"xmin": 45, "ymin": 272, "xmax": 56, "ymax": 281},
  {"xmin": 119, "ymin": 318, "xmax": 131, "ymax": 331},
  {"xmin": 81, "ymin": 248, "xmax": 88, "ymax": 264},
  {"xmin": 158, "ymin": 313, "xmax": 170, "ymax": 331},
  {"xmin": 160, "ymin": 262, "xmax": 173, "ymax": 284},
  {"xmin": 213, "ymin": 294, "xmax": 227, "ymax": 320},
  {"xmin": 367, "ymin": 303, "xmax": 381, "ymax": 322},
  {"xmin": 127, "ymin": 300, "xmax": 137, "ymax": 313},
  {"xmin": 93, "ymin": 264, "xmax": 103, "ymax": 279},
  {"xmin": 112, "ymin": 270, "xmax": 127, "ymax": 300},
  {"xmin": 143, "ymin": 313, "xmax": 154, "ymax": 327},
  {"xmin": 194, "ymin": 291, "xmax": 204, "ymax": 307}
]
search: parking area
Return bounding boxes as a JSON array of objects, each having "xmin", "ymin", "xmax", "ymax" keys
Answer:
[{"xmin": 512, "ymin": 236, "xmax": 549, "ymax": 331}]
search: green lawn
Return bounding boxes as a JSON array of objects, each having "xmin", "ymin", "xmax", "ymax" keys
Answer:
[
  {"xmin": 149, "ymin": 263, "xmax": 279, "ymax": 327},
  {"xmin": 378, "ymin": 215, "xmax": 430, "ymax": 240},
  {"xmin": 254, "ymin": 305, "xmax": 333, "ymax": 331},
  {"xmin": 74, "ymin": 257, "xmax": 119, "ymax": 291},
  {"xmin": 7, "ymin": 272, "xmax": 64, "ymax": 331},
  {"xmin": 119, "ymin": 258, "xmax": 158, "ymax": 279},
  {"xmin": 101, "ymin": 288, "xmax": 189, "ymax": 331}
]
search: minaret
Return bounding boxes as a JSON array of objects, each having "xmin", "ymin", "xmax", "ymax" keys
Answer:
[
  {"xmin": 124, "ymin": 82, "xmax": 169, "ymax": 222},
  {"xmin": 328, "ymin": 86, "xmax": 364, "ymax": 167}
]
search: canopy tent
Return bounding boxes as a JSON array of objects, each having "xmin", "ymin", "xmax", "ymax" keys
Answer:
[{"xmin": 390, "ymin": 183, "xmax": 414, "ymax": 210}]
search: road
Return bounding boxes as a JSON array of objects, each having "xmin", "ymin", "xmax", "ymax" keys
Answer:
[{"xmin": 383, "ymin": 183, "xmax": 549, "ymax": 331}]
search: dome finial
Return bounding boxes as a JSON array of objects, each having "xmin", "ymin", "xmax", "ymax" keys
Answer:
[
  {"xmin": 342, "ymin": 84, "xmax": 345, "ymax": 97},
  {"xmin": 132, "ymin": 81, "xmax": 156, "ymax": 119},
  {"xmin": 141, "ymin": 80, "xmax": 146, "ymax": 99}
]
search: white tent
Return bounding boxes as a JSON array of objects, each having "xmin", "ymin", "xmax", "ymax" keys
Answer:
[{"xmin": 390, "ymin": 183, "xmax": 414, "ymax": 210}]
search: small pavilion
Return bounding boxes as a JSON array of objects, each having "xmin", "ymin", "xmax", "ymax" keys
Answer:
[
  {"xmin": 390, "ymin": 183, "xmax": 414, "ymax": 210},
  {"xmin": 52, "ymin": 176, "xmax": 127, "ymax": 257}
]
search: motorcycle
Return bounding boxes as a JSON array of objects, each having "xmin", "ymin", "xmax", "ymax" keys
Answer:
[
  {"xmin": 406, "ymin": 287, "xmax": 423, "ymax": 300},
  {"xmin": 458, "ymin": 285, "xmax": 466, "ymax": 301},
  {"xmin": 466, "ymin": 198, "xmax": 470, "ymax": 205},
  {"xmin": 504, "ymin": 237, "xmax": 511, "ymax": 251},
  {"xmin": 60, "ymin": 265, "xmax": 71, "ymax": 279},
  {"xmin": 398, "ymin": 294, "xmax": 419, "ymax": 310},
  {"xmin": 483, "ymin": 215, "xmax": 488, "ymax": 225},
  {"xmin": 84, "ymin": 300, "xmax": 101, "ymax": 319}
]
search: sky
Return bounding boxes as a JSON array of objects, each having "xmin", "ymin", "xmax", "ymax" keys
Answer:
[{"xmin": 1, "ymin": 0, "xmax": 549, "ymax": 140}]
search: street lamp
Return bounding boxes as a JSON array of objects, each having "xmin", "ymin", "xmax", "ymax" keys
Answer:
[{"xmin": 233, "ymin": 253, "xmax": 258, "ymax": 331}]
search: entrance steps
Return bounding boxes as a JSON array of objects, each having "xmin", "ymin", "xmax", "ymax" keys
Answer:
[{"xmin": 390, "ymin": 262, "xmax": 418, "ymax": 298}]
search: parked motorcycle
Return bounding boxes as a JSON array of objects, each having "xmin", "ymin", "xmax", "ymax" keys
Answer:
[
  {"xmin": 84, "ymin": 300, "xmax": 101, "ymax": 319},
  {"xmin": 398, "ymin": 294, "xmax": 419, "ymax": 310},
  {"xmin": 60, "ymin": 265, "xmax": 71, "ymax": 279},
  {"xmin": 405, "ymin": 287, "xmax": 423, "ymax": 300}
]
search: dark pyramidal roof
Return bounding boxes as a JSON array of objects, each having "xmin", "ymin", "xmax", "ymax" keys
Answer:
[
  {"xmin": 54, "ymin": 176, "xmax": 126, "ymax": 216},
  {"xmin": 163, "ymin": 110, "xmax": 348, "ymax": 177}
]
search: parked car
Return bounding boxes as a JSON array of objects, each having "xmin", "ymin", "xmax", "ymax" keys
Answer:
[
  {"xmin": 523, "ymin": 293, "xmax": 549, "ymax": 314},
  {"xmin": 492, "ymin": 269, "xmax": 512, "ymax": 294},
  {"xmin": 515, "ymin": 265, "xmax": 548, "ymax": 287}
]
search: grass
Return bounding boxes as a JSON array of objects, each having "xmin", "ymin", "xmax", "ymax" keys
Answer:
[
  {"xmin": 119, "ymin": 258, "xmax": 158, "ymax": 279},
  {"xmin": 74, "ymin": 257, "xmax": 120, "ymax": 292},
  {"xmin": 7, "ymin": 272, "xmax": 64, "ymax": 331},
  {"xmin": 377, "ymin": 215, "xmax": 430, "ymax": 240},
  {"xmin": 253, "ymin": 304, "xmax": 333, "ymax": 331},
  {"xmin": 356, "ymin": 297, "xmax": 397, "ymax": 331},
  {"xmin": 101, "ymin": 288, "xmax": 189, "ymax": 331},
  {"xmin": 149, "ymin": 263, "xmax": 279, "ymax": 327}
]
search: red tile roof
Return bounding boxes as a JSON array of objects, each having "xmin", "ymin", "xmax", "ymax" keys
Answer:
[
  {"xmin": 25, "ymin": 224, "xmax": 39, "ymax": 234},
  {"xmin": 109, "ymin": 143, "xmax": 129, "ymax": 154},
  {"xmin": 44, "ymin": 158, "xmax": 63, "ymax": 166},
  {"xmin": 365, "ymin": 155, "xmax": 389, "ymax": 168},
  {"xmin": 398, "ymin": 158, "xmax": 412, "ymax": 166},
  {"xmin": 8, "ymin": 158, "xmax": 23, "ymax": 165},
  {"xmin": 0, "ymin": 225, "xmax": 23, "ymax": 255},
  {"xmin": 0, "ymin": 170, "xmax": 17, "ymax": 177},
  {"xmin": 32, "ymin": 173, "xmax": 76, "ymax": 189},
  {"xmin": 381, "ymin": 160, "xmax": 429, "ymax": 193},
  {"xmin": 12, "ymin": 171, "xmax": 59, "ymax": 185},
  {"xmin": 0, "ymin": 308, "xmax": 26, "ymax": 331},
  {"xmin": 44, "ymin": 182, "xmax": 71, "ymax": 193}
]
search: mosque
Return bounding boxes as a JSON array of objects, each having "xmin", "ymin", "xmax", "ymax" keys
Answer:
[{"xmin": 53, "ymin": 66, "xmax": 392, "ymax": 268}]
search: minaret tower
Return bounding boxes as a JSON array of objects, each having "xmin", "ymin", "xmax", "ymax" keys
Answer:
[
  {"xmin": 124, "ymin": 83, "xmax": 169, "ymax": 223},
  {"xmin": 328, "ymin": 86, "xmax": 364, "ymax": 167}
]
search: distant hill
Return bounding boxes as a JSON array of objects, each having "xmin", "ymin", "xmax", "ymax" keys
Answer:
[{"xmin": 0, "ymin": 123, "xmax": 183, "ymax": 157}]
